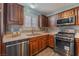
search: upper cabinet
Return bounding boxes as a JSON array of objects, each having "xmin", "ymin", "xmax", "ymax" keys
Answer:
[
  {"xmin": 38, "ymin": 15, "xmax": 49, "ymax": 27},
  {"xmin": 4, "ymin": 3, "xmax": 24, "ymax": 25},
  {"xmin": 0, "ymin": 4, "xmax": 2, "ymax": 9},
  {"xmin": 75, "ymin": 7, "xmax": 79, "ymax": 25},
  {"xmin": 58, "ymin": 9, "xmax": 75, "ymax": 19}
]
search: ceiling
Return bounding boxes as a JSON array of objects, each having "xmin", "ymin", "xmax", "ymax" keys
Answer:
[{"xmin": 22, "ymin": 3, "xmax": 79, "ymax": 16}]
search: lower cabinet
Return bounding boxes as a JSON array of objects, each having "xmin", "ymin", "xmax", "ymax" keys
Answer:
[
  {"xmin": 75, "ymin": 39, "xmax": 79, "ymax": 56},
  {"xmin": 0, "ymin": 43, "xmax": 1, "ymax": 56},
  {"xmin": 29, "ymin": 35, "xmax": 48, "ymax": 56},
  {"xmin": 29, "ymin": 37, "xmax": 39, "ymax": 56},
  {"xmin": 48, "ymin": 35, "xmax": 54, "ymax": 48},
  {"xmin": 1, "ymin": 43, "xmax": 6, "ymax": 56}
]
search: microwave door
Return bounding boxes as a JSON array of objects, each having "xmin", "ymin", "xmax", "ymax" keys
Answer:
[{"xmin": 69, "ymin": 17, "xmax": 75, "ymax": 25}]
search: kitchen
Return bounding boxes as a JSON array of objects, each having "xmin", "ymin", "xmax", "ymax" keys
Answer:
[{"xmin": 0, "ymin": 3, "xmax": 79, "ymax": 56}]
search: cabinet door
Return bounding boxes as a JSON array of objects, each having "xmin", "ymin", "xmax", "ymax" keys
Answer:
[
  {"xmin": 38, "ymin": 38, "xmax": 42, "ymax": 51},
  {"xmin": 0, "ymin": 4, "xmax": 2, "ymax": 9},
  {"xmin": 75, "ymin": 39, "xmax": 79, "ymax": 56},
  {"xmin": 7, "ymin": 4, "xmax": 18, "ymax": 24},
  {"xmin": 34, "ymin": 40, "xmax": 38, "ymax": 55},
  {"xmin": 75, "ymin": 42, "xmax": 79, "ymax": 56},
  {"xmin": 29, "ymin": 41, "xmax": 33, "ymax": 55},
  {"xmin": 7, "ymin": 3, "xmax": 24, "ymax": 25},
  {"xmin": 48, "ymin": 35, "xmax": 54, "ymax": 48},
  {"xmin": 40, "ymin": 37, "xmax": 44, "ymax": 49},
  {"xmin": 69, "ymin": 9, "xmax": 75, "ymax": 17},
  {"xmin": 42, "ymin": 39, "xmax": 46, "ymax": 48},
  {"xmin": 29, "ymin": 39, "xmax": 38, "ymax": 56},
  {"xmin": 0, "ymin": 12, "xmax": 1, "ymax": 43},
  {"xmin": 18, "ymin": 4, "xmax": 24, "ymax": 25},
  {"xmin": 41, "ymin": 36, "xmax": 47, "ymax": 49},
  {"xmin": 9, "ymin": 4, "xmax": 17, "ymax": 22},
  {"xmin": 0, "ymin": 43, "xmax": 1, "ymax": 55},
  {"xmin": 63, "ymin": 11, "xmax": 67, "ymax": 18},
  {"xmin": 1, "ymin": 44, "xmax": 6, "ymax": 56},
  {"xmin": 76, "ymin": 7, "xmax": 79, "ymax": 25},
  {"xmin": 43, "ymin": 36, "xmax": 47, "ymax": 48},
  {"xmin": 41, "ymin": 15, "xmax": 48, "ymax": 27}
]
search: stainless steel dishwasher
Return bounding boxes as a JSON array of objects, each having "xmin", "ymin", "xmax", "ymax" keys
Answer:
[
  {"xmin": 5, "ymin": 40, "xmax": 29, "ymax": 56},
  {"xmin": 21, "ymin": 41, "xmax": 29, "ymax": 56}
]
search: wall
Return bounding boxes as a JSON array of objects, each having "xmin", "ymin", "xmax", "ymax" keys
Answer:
[{"xmin": 48, "ymin": 15, "xmax": 60, "ymax": 34}]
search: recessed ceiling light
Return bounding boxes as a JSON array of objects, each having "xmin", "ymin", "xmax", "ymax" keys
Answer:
[
  {"xmin": 30, "ymin": 4, "xmax": 35, "ymax": 8},
  {"xmin": 29, "ymin": 3, "xmax": 37, "ymax": 8}
]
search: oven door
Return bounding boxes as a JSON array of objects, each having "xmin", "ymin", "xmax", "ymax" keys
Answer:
[
  {"xmin": 55, "ymin": 40, "xmax": 70, "ymax": 55},
  {"xmin": 54, "ymin": 37, "xmax": 74, "ymax": 56}
]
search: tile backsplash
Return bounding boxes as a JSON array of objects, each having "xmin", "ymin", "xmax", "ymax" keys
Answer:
[
  {"xmin": 6, "ymin": 24, "xmax": 79, "ymax": 35},
  {"xmin": 48, "ymin": 25, "xmax": 79, "ymax": 34},
  {"xmin": 6, "ymin": 25, "xmax": 21, "ymax": 32}
]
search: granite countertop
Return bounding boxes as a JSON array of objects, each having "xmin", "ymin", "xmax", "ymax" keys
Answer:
[
  {"xmin": 3, "ymin": 31, "xmax": 79, "ymax": 43},
  {"xmin": 75, "ymin": 33, "xmax": 79, "ymax": 38},
  {"xmin": 3, "ymin": 32, "xmax": 54, "ymax": 43}
]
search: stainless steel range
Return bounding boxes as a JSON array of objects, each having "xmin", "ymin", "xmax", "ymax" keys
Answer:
[{"xmin": 54, "ymin": 30, "xmax": 75, "ymax": 56}]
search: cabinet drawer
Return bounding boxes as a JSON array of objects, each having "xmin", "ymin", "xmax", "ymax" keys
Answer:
[{"xmin": 30, "ymin": 37, "xmax": 37, "ymax": 42}]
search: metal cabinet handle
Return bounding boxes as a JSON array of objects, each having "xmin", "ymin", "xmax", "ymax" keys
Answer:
[
  {"xmin": 6, "ymin": 42, "xmax": 22, "ymax": 47},
  {"xmin": 6, "ymin": 41, "xmax": 29, "ymax": 47}
]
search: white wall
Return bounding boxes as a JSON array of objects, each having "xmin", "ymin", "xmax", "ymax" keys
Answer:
[{"xmin": 48, "ymin": 14, "xmax": 58, "ymax": 27}]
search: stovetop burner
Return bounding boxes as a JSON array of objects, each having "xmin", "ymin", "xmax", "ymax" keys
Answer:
[{"xmin": 55, "ymin": 32, "xmax": 75, "ymax": 42}]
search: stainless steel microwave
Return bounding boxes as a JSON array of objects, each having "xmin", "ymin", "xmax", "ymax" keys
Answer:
[{"xmin": 57, "ymin": 16, "xmax": 76, "ymax": 26}]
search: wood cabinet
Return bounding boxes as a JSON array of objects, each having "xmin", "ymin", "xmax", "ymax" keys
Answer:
[
  {"xmin": 0, "ymin": 4, "xmax": 2, "ymax": 9},
  {"xmin": 1, "ymin": 43, "xmax": 6, "ymax": 56},
  {"xmin": 41, "ymin": 35, "xmax": 47, "ymax": 49},
  {"xmin": 3, "ymin": 3, "xmax": 24, "ymax": 33},
  {"xmin": 58, "ymin": 9, "xmax": 75, "ymax": 19},
  {"xmin": 75, "ymin": 7, "xmax": 79, "ymax": 25},
  {"xmin": 29, "ymin": 35, "xmax": 48, "ymax": 56},
  {"xmin": 29, "ymin": 37, "xmax": 39, "ymax": 56},
  {"xmin": 0, "ymin": 9, "xmax": 1, "ymax": 41},
  {"xmin": 75, "ymin": 39, "xmax": 79, "ymax": 56},
  {"xmin": 0, "ymin": 43, "xmax": 1, "ymax": 55},
  {"xmin": 38, "ymin": 15, "xmax": 49, "ymax": 27},
  {"xmin": 18, "ymin": 4, "xmax": 24, "ymax": 25},
  {"xmin": 48, "ymin": 35, "xmax": 54, "ymax": 48},
  {"xmin": 4, "ymin": 3, "xmax": 24, "ymax": 25}
]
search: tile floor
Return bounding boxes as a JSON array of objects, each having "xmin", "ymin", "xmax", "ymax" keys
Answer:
[{"xmin": 36, "ymin": 47, "xmax": 60, "ymax": 56}]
